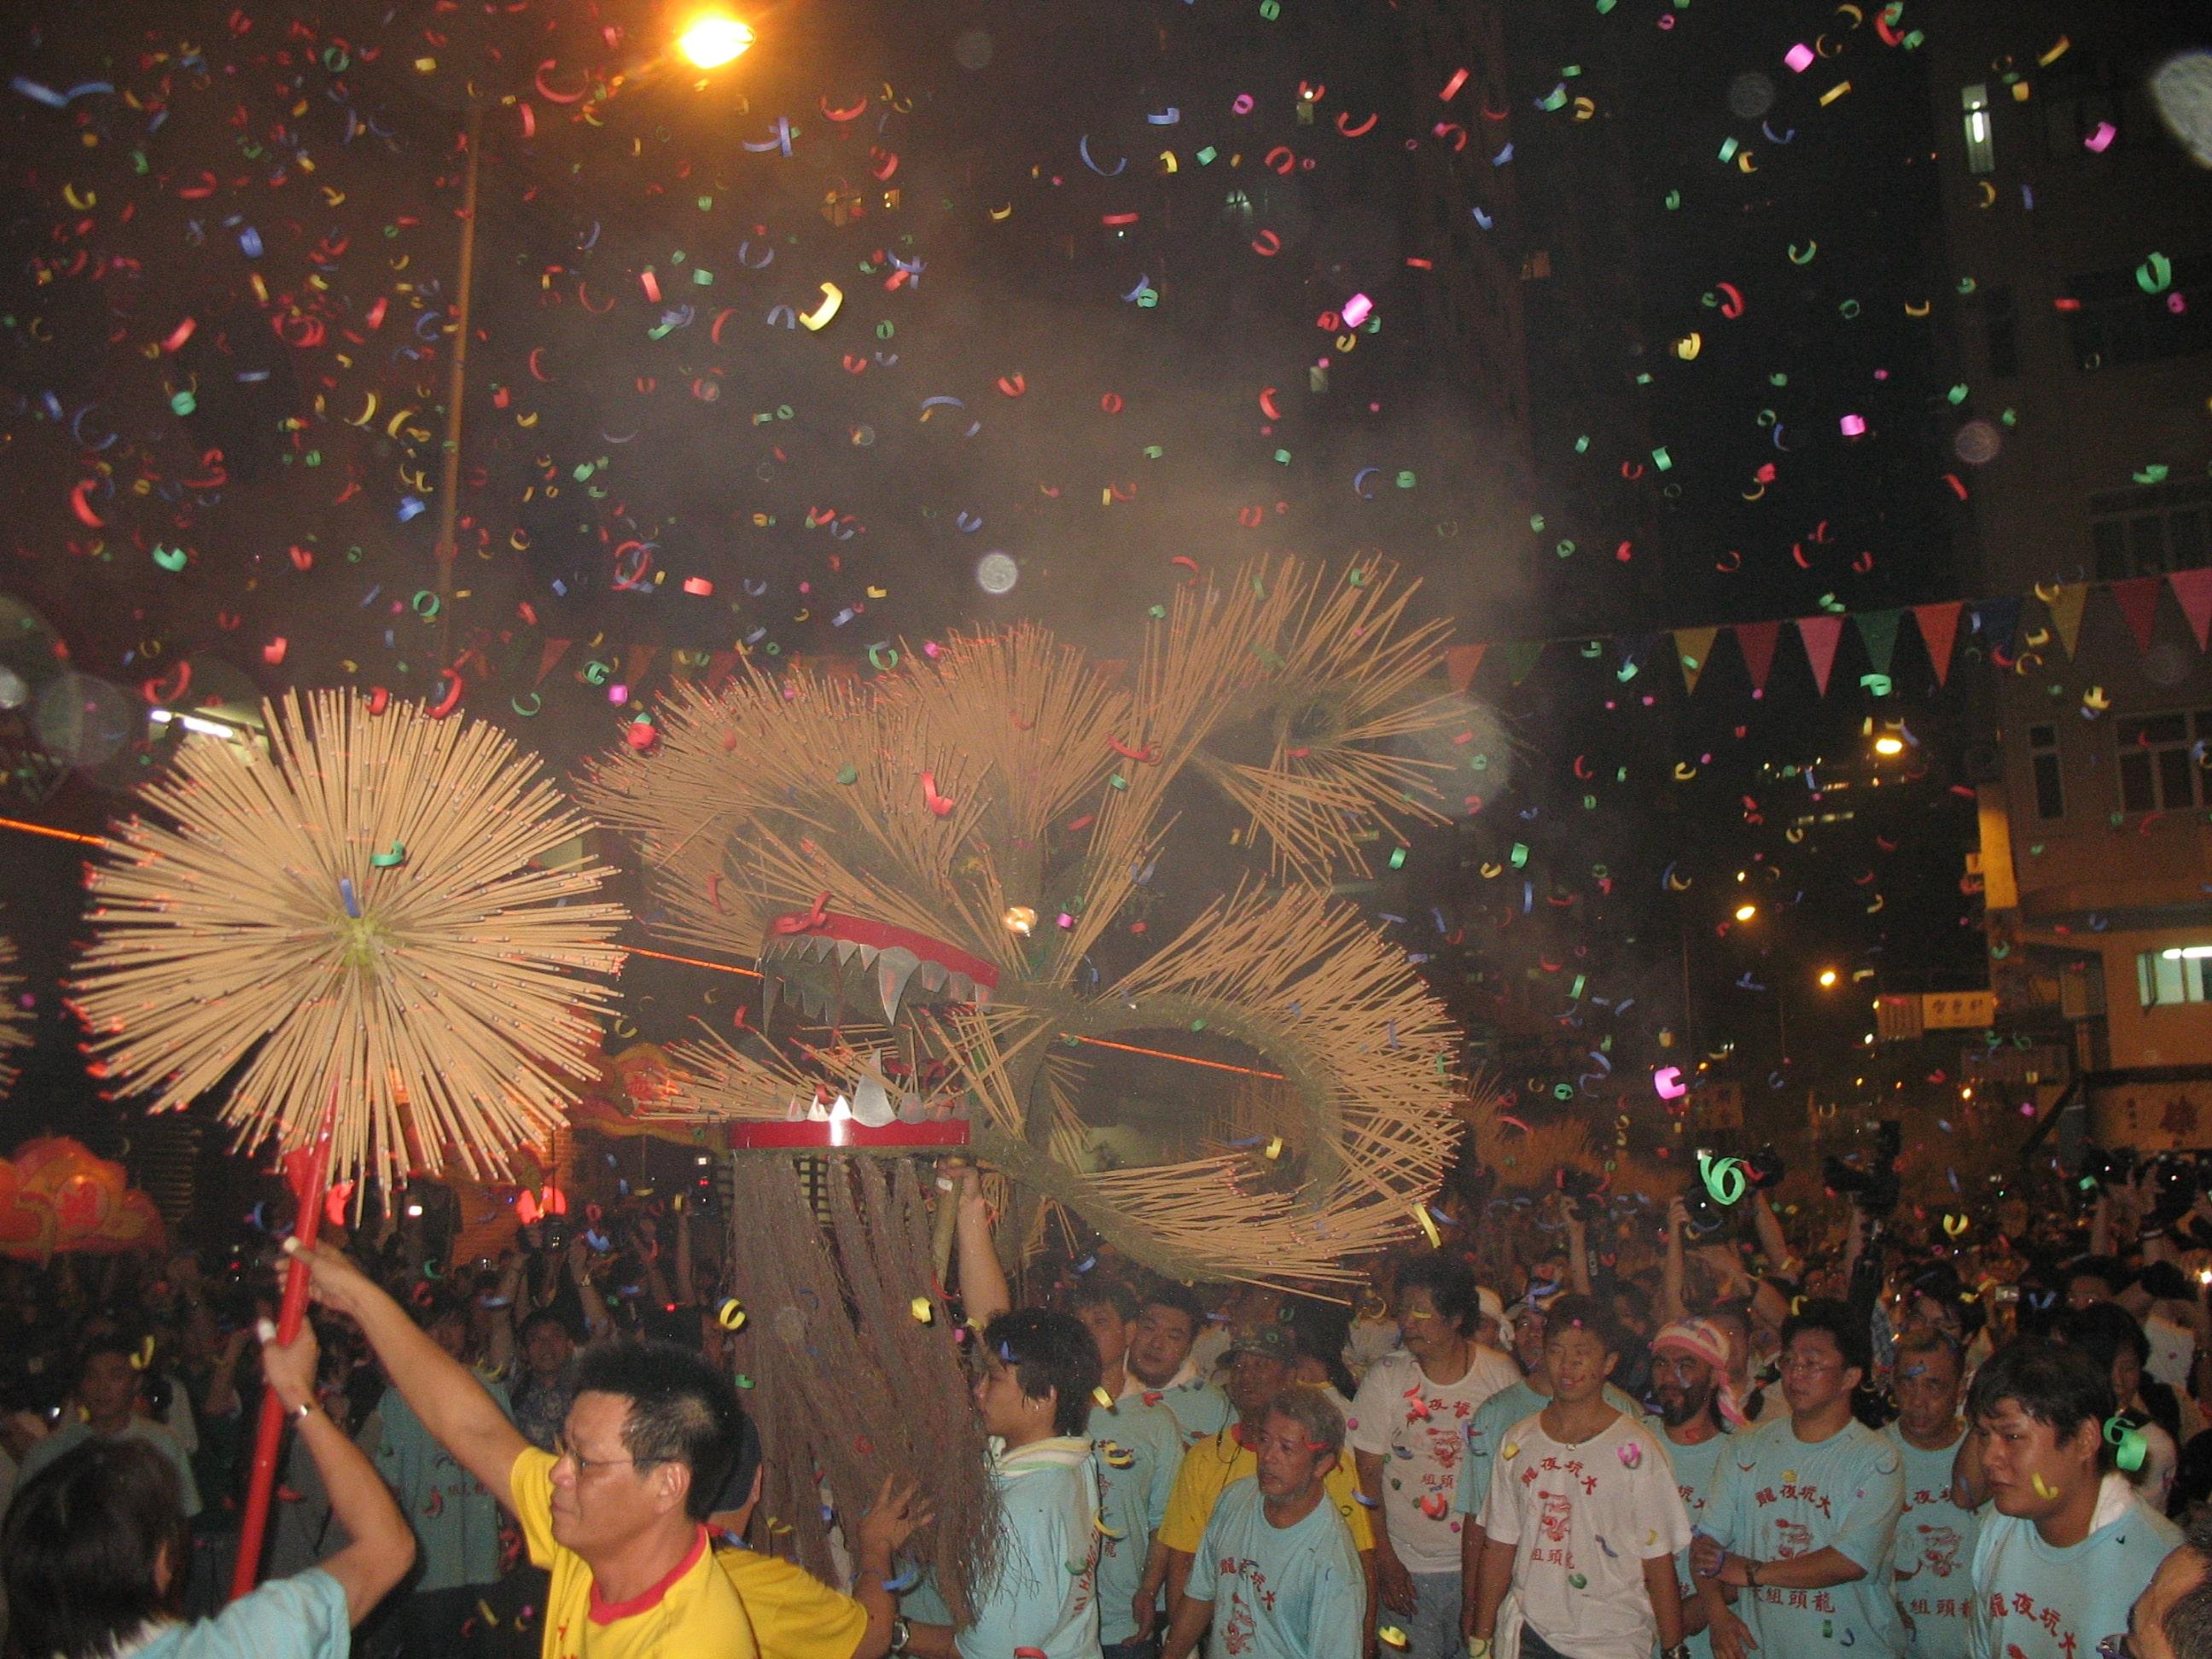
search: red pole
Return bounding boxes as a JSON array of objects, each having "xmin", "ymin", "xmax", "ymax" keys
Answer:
[{"xmin": 229, "ymin": 1084, "xmax": 340, "ymax": 1601}]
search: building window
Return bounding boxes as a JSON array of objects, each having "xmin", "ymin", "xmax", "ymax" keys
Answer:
[
  {"xmin": 2116, "ymin": 710, "xmax": 2212, "ymax": 812},
  {"xmin": 2029, "ymin": 724, "xmax": 2064, "ymax": 818},
  {"xmin": 2139, "ymin": 946, "xmax": 2212, "ymax": 1007},
  {"xmin": 2091, "ymin": 480, "xmax": 2212, "ymax": 579},
  {"xmin": 2064, "ymin": 259, "xmax": 2211, "ymax": 371},
  {"xmin": 1962, "ymin": 84, "xmax": 1996, "ymax": 173}
]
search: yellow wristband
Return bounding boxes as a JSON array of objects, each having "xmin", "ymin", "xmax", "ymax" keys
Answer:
[{"xmin": 1467, "ymin": 1640, "xmax": 1493, "ymax": 1659}]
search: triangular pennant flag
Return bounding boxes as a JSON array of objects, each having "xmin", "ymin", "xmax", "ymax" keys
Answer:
[
  {"xmin": 1444, "ymin": 643, "xmax": 1487, "ymax": 691},
  {"xmin": 534, "ymin": 638, "xmax": 573, "ymax": 687},
  {"xmin": 1674, "ymin": 626, "xmax": 1720, "ymax": 696},
  {"xmin": 2172, "ymin": 568, "xmax": 2212, "ymax": 652},
  {"xmin": 1913, "ymin": 602, "xmax": 1962, "ymax": 685},
  {"xmin": 1505, "ymin": 641, "xmax": 1546, "ymax": 685},
  {"xmin": 2112, "ymin": 575, "xmax": 2163, "ymax": 655},
  {"xmin": 706, "ymin": 649, "xmax": 743, "ymax": 690},
  {"xmin": 1734, "ymin": 620, "xmax": 1781, "ymax": 695},
  {"xmin": 1975, "ymin": 597, "xmax": 2022, "ymax": 661},
  {"xmin": 2046, "ymin": 585, "xmax": 2089, "ymax": 659},
  {"xmin": 1798, "ymin": 615, "xmax": 1847, "ymax": 696},
  {"xmin": 621, "ymin": 644, "xmax": 659, "ymax": 688},
  {"xmin": 1855, "ymin": 610, "xmax": 1902, "ymax": 678}
]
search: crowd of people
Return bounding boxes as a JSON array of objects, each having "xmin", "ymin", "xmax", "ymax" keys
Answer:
[{"xmin": 8, "ymin": 1147, "xmax": 2212, "ymax": 1658}]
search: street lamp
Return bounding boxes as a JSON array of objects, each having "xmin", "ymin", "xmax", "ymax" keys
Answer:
[
  {"xmin": 1872, "ymin": 734, "xmax": 1906, "ymax": 758},
  {"xmin": 1818, "ymin": 968, "xmax": 1839, "ymax": 989},
  {"xmin": 1733, "ymin": 902, "xmax": 1759, "ymax": 923},
  {"xmin": 678, "ymin": 13, "xmax": 754, "ymax": 67}
]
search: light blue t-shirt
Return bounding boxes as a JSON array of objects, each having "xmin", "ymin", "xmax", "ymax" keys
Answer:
[
  {"xmin": 1088, "ymin": 1397, "xmax": 1181, "ymax": 1646},
  {"xmin": 958, "ymin": 1438, "xmax": 1104, "ymax": 1659},
  {"xmin": 1970, "ymin": 1472, "xmax": 2180, "ymax": 1659},
  {"xmin": 136, "ymin": 1566, "xmax": 349, "ymax": 1659},
  {"xmin": 15, "ymin": 1417, "xmax": 203, "ymax": 1521},
  {"xmin": 1186, "ymin": 1476, "xmax": 1365, "ymax": 1659},
  {"xmin": 1138, "ymin": 1377, "xmax": 1233, "ymax": 1451},
  {"xmin": 370, "ymin": 1378, "xmax": 509, "ymax": 1592},
  {"xmin": 1449, "ymin": 1379, "xmax": 1644, "ymax": 1520},
  {"xmin": 1882, "ymin": 1423, "xmax": 1977, "ymax": 1659},
  {"xmin": 1701, "ymin": 1413, "xmax": 1906, "ymax": 1656},
  {"xmin": 1661, "ymin": 1423, "xmax": 1732, "ymax": 1659}
]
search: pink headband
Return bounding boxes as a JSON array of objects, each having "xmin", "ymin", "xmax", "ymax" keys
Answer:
[{"xmin": 1651, "ymin": 1318, "xmax": 1749, "ymax": 1427}]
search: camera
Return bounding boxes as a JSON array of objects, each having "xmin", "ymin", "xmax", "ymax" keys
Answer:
[
  {"xmin": 1744, "ymin": 1144, "xmax": 1786, "ymax": 1192},
  {"xmin": 1823, "ymin": 1121, "xmax": 1902, "ymax": 1217},
  {"xmin": 542, "ymin": 1217, "xmax": 569, "ymax": 1251},
  {"xmin": 2148, "ymin": 1153, "xmax": 2201, "ymax": 1222},
  {"xmin": 2080, "ymin": 1145, "xmax": 2137, "ymax": 1193},
  {"xmin": 1555, "ymin": 1167, "xmax": 1604, "ymax": 1210}
]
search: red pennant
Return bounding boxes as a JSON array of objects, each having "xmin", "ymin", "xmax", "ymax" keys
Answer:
[
  {"xmin": 1734, "ymin": 621, "xmax": 1781, "ymax": 694},
  {"xmin": 1443, "ymin": 643, "xmax": 1487, "ymax": 692},
  {"xmin": 534, "ymin": 638, "xmax": 573, "ymax": 687},
  {"xmin": 2112, "ymin": 576, "xmax": 2163, "ymax": 656},
  {"xmin": 1912, "ymin": 602, "xmax": 1962, "ymax": 686},
  {"xmin": 2171, "ymin": 568, "xmax": 2212, "ymax": 652},
  {"xmin": 1797, "ymin": 615, "xmax": 1846, "ymax": 696}
]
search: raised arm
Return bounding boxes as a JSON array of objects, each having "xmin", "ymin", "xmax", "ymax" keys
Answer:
[
  {"xmin": 1662, "ymin": 1197, "xmax": 1691, "ymax": 1323},
  {"xmin": 258, "ymin": 1318, "xmax": 415, "ymax": 1623},
  {"xmin": 948, "ymin": 1163, "xmax": 1010, "ymax": 1328},
  {"xmin": 286, "ymin": 1238, "xmax": 529, "ymax": 1509}
]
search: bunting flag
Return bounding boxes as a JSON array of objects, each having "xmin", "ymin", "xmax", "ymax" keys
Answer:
[
  {"xmin": 2046, "ymin": 585, "xmax": 2089, "ymax": 658},
  {"xmin": 1736, "ymin": 620, "xmax": 1782, "ymax": 695},
  {"xmin": 1443, "ymin": 643, "xmax": 1487, "ymax": 692},
  {"xmin": 1505, "ymin": 640, "xmax": 1545, "ymax": 685},
  {"xmin": 1975, "ymin": 597, "xmax": 2022, "ymax": 662},
  {"xmin": 1798, "ymin": 615, "xmax": 1846, "ymax": 696},
  {"xmin": 1913, "ymin": 602, "xmax": 1962, "ymax": 686},
  {"xmin": 2112, "ymin": 576, "xmax": 2163, "ymax": 655},
  {"xmin": 1674, "ymin": 626, "xmax": 1719, "ymax": 696},
  {"xmin": 535, "ymin": 637, "xmax": 573, "ymax": 686},
  {"xmin": 1855, "ymin": 610, "xmax": 1902, "ymax": 680},
  {"xmin": 2173, "ymin": 568, "xmax": 2212, "ymax": 652}
]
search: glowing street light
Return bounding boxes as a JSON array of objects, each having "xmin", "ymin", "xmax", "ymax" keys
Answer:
[
  {"xmin": 1733, "ymin": 902, "xmax": 1759, "ymax": 923},
  {"xmin": 1818, "ymin": 968, "xmax": 1839, "ymax": 988},
  {"xmin": 678, "ymin": 14, "xmax": 754, "ymax": 67},
  {"xmin": 1872, "ymin": 733, "xmax": 1906, "ymax": 757}
]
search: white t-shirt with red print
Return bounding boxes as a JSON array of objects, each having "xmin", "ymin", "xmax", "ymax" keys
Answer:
[{"xmin": 1346, "ymin": 1345, "xmax": 1522, "ymax": 1574}]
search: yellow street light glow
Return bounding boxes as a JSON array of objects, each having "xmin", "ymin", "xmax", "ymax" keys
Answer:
[
  {"xmin": 1733, "ymin": 903, "xmax": 1758, "ymax": 923},
  {"xmin": 1818, "ymin": 968, "xmax": 1839, "ymax": 988},
  {"xmin": 678, "ymin": 14, "xmax": 754, "ymax": 67},
  {"xmin": 1872, "ymin": 734, "xmax": 1906, "ymax": 756}
]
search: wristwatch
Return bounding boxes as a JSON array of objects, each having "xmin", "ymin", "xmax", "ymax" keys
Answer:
[
  {"xmin": 1663, "ymin": 1646, "xmax": 1694, "ymax": 1659},
  {"xmin": 1743, "ymin": 1558, "xmax": 1761, "ymax": 1589},
  {"xmin": 888, "ymin": 1615, "xmax": 911, "ymax": 1655}
]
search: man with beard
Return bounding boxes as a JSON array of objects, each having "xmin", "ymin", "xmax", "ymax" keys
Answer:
[
  {"xmin": 1348, "ymin": 1254, "xmax": 1519, "ymax": 1658},
  {"xmin": 1651, "ymin": 1320, "xmax": 1739, "ymax": 1659},
  {"xmin": 1147, "ymin": 1327, "xmax": 1373, "ymax": 1624},
  {"xmin": 1123, "ymin": 1286, "xmax": 1233, "ymax": 1452},
  {"xmin": 1882, "ymin": 1329, "xmax": 1976, "ymax": 1659}
]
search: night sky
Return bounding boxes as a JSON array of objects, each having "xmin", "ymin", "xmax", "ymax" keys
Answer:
[{"xmin": 1, "ymin": 0, "xmax": 2199, "ymax": 1177}]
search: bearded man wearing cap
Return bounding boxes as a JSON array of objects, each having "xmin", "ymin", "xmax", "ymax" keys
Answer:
[
  {"xmin": 1152, "ymin": 1326, "xmax": 1375, "ymax": 1628},
  {"xmin": 1650, "ymin": 1318, "xmax": 1742, "ymax": 1659}
]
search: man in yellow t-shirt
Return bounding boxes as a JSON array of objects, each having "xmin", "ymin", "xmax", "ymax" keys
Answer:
[
  {"xmin": 289, "ymin": 1241, "xmax": 759, "ymax": 1659},
  {"xmin": 707, "ymin": 1412, "xmax": 934, "ymax": 1659},
  {"xmin": 1147, "ymin": 1327, "xmax": 1374, "ymax": 1625}
]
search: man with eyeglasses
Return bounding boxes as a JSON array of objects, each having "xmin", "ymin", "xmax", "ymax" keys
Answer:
[
  {"xmin": 287, "ymin": 1239, "xmax": 760, "ymax": 1658},
  {"xmin": 1959, "ymin": 1340, "xmax": 2178, "ymax": 1659},
  {"xmin": 1347, "ymin": 1254, "xmax": 1519, "ymax": 1658},
  {"xmin": 1689, "ymin": 1298, "xmax": 1906, "ymax": 1659}
]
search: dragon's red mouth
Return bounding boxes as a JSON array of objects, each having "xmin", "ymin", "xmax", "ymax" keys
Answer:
[{"xmin": 758, "ymin": 910, "xmax": 999, "ymax": 1026}]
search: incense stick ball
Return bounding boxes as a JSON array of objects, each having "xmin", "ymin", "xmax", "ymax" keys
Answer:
[{"xmin": 71, "ymin": 690, "xmax": 627, "ymax": 1187}]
